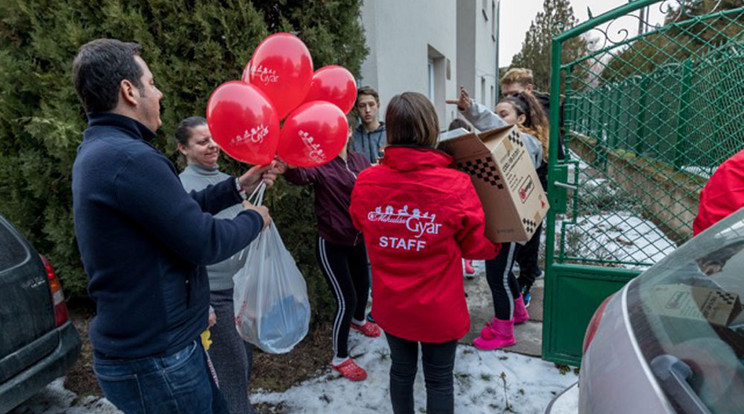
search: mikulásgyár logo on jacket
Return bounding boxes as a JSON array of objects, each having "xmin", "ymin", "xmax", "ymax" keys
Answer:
[{"xmin": 367, "ymin": 204, "xmax": 442, "ymax": 252}]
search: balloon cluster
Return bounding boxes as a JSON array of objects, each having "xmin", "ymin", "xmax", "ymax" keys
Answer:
[{"xmin": 206, "ymin": 33, "xmax": 357, "ymax": 167}]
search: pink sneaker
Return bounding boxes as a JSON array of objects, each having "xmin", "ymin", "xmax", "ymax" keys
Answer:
[
  {"xmin": 513, "ymin": 295, "xmax": 530, "ymax": 325},
  {"xmin": 479, "ymin": 317, "xmax": 498, "ymax": 340},
  {"xmin": 474, "ymin": 318, "xmax": 516, "ymax": 350},
  {"xmin": 464, "ymin": 260, "xmax": 475, "ymax": 275}
]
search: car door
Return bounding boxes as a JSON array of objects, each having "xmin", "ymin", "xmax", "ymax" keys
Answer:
[{"xmin": 0, "ymin": 216, "xmax": 57, "ymax": 384}]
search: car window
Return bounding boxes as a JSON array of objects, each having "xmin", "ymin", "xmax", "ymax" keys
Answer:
[
  {"xmin": 630, "ymin": 208, "xmax": 744, "ymax": 413},
  {"xmin": 0, "ymin": 220, "xmax": 29, "ymax": 272}
]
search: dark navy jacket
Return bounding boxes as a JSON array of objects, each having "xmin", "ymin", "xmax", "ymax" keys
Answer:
[
  {"xmin": 284, "ymin": 152, "xmax": 371, "ymax": 245},
  {"xmin": 72, "ymin": 113, "xmax": 263, "ymax": 358}
]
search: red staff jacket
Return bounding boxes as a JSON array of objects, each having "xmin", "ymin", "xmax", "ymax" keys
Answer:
[
  {"xmin": 693, "ymin": 149, "xmax": 744, "ymax": 236},
  {"xmin": 350, "ymin": 146, "xmax": 499, "ymax": 343}
]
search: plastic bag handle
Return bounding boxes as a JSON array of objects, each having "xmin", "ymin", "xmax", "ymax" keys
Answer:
[{"xmin": 248, "ymin": 181, "xmax": 267, "ymax": 206}]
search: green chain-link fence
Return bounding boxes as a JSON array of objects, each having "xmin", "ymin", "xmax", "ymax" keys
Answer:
[
  {"xmin": 543, "ymin": 1, "xmax": 744, "ymax": 365},
  {"xmin": 560, "ymin": 3, "xmax": 744, "ymax": 264}
]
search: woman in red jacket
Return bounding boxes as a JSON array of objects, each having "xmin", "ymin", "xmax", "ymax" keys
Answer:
[{"xmin": 349, "ymin": 92, "xmax": 498, "ymax": 414}]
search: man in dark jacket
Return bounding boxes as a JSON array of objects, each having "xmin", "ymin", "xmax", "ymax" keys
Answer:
[
  {"xmin": 351, "ymin": 86, "xmax": 387, "ymax": 164},
  {"xmin": 72, "ymin": 39, "xmax": 275, "ymax": 414}
]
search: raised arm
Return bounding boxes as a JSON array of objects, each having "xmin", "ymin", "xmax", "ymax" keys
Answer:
[{"xmin": 446, "ymin": 86, "xmax": 508, "ymax": 132}]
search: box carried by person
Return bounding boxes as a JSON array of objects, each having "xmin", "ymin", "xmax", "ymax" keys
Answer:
[{"xmin": 438, "ymin": 125, "xmax": 549, "ymax": 243}]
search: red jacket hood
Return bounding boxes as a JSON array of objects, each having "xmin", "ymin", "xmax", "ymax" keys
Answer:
[{"xmin": 381, "ymin": 146, "xmax": 453, "ymax": 172}]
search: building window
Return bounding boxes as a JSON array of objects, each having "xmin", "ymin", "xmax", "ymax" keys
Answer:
[{"xmin": 490, "ymin": 85, "xmax": 495, "ymax": 109}]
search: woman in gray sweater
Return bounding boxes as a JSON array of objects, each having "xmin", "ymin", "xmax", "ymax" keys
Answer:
[{"xmin": 176, "ymin": 116, "xmax": 257, "ymax": 414}]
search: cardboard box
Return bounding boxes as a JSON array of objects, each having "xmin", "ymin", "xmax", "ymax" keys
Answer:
[
  {"xmin": 648, "ymin": 284, "xmax": 742, "ymax": 327},
  {"xmin": 437, "ymin": 125, "xmax": 549, "ymax": 243}
]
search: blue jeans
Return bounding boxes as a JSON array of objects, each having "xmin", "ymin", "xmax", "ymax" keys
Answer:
[{"xmin": 93, "ymin": 340, "xmax": 229, "ymax": 414}]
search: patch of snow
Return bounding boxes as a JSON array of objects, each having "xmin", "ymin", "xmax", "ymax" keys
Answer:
[
  {"xmin": 546, "ymin": 382, "xmax": 579, "ymax": 414},
  {"xmin": 9, "ymin": 378, "xmax": 120, "ymax": 414},
  {"xmin": 251, "ymin": 332, "xmax": 578, "ymax": 413},
  {"xmin": 680, "ymin": 165, "xmax": 712, "ymax": 179},
  {"xmin": 556, "ymin": 211, "xmax": 676, "ymax": 268}
]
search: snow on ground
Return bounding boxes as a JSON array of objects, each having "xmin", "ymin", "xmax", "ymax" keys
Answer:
[
  {"xmin": 251, "ymin": 331, "xmax": 578, "ymax": 413},
  {"xmin": 558, "ymin": 211, "xmax": 677, "ymax": 268},
  {"xmin": 680, "ymin": 165, "xmax": 713, "ymax": 179},
  {"xmin": 546, "ymin": 382, "xmax": 579, "ymax": 414},
  {"xmin": 559, "ymin": 149, "xmax": 678, "ymax": 269},
  {"xmin": 9, "ymin": 378, "xmax": 120, "ymax": 414},
  {"xmin": 16, "ymin": 338, "xmax": 577, "ymax": 414}
]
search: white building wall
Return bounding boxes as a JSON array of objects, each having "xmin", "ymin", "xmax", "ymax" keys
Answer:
[
  {"xmin": 457, "ymin": 0, "xmax": 498, "ymax": 111},
  {"xmin": 360, "ymin": 0, "xmax": 459, "ymax": 128}
]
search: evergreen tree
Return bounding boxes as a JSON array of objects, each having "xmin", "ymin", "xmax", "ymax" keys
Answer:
[
  {"xmin": 510, "ymin": 0, "xmax": 589, "ymax": 91},
  {"xmin": 0, "ymin": 0, "xmax": 367, "ymax": 320}
]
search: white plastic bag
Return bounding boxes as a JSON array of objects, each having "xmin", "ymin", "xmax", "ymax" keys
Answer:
[{"xmin": 232, "ymin": 183, "xmax": 310, "ymax": 353}]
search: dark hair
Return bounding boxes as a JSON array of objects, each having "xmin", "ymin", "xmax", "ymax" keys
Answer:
[
  {"xmin": 501, "ymin": 92, "xmax": 546, "ymax": 131},
  {"xmin": 174, "ymin": 116, "xmax": 208, "ymax": 146},
  {"xmin": 386, "ymin": 92, "xmax": 439, "ymax": 148},
  {"xmin": 500, "ymin": 91, "xmax": 549, "ymax": 160},
  {"xmin": 72, "ymin": 39, "xmax": 144, "ymax": 113},
  {"xmin": 356, "ymin": 85, "xmax": 380, "ymax": 104},
  {"xmin": 448, "ymin": 118, "xmax": 472, "ymax": 132}
]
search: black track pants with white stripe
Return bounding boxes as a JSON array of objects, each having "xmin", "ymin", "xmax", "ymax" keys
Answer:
[
  {"xmin": 485, "ymin": 242, "xmax": 522, "ymax": 320},
  {"xmin": 315, "ymin": 237, "xmax": 370, "ymax": 359}
]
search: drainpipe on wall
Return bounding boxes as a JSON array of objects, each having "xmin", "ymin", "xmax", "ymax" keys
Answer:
[{"xmin": 494, "ymin": 0, "xmax": 501, "ymax": 108}]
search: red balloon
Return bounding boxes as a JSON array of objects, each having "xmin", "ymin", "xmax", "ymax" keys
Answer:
[
  {"xmin": 278, "ymin": 101, "xmax": 348, "ymax": 167},
  {"xmin": 241, "ymin": 60, "xmax": 251, "ymax": 83},
  {"xmin": 303, "ymin": 65, "xmax": 357, "ymax": 114},
  {"xmin": 249, "ymin": 33, "xmax": 313, "ymax": 119},
  {"xmin": 206, "ymin": 81, "xmax": 280, "ymax": 165}
]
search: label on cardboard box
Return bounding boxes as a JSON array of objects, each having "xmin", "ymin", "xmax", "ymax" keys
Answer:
[
  {"xmin": 648, "ymin": 283, "xmax": 742, "ymax": 327},
  {"xmin": 437, "ymin": 125, "xmax": 549, "ymax": 243}
]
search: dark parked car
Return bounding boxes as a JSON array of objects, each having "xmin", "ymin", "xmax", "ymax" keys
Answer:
[{"xmin": 0, "ymin": 215, "xmax": 81, "ymax": 413}]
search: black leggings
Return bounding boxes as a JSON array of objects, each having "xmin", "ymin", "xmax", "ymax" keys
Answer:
[
  {"xmin": 517, "ymin": 165, "xmax": 548, "ymax": 287},
  {"xmin": 385, "ymin": 332, "xmax": 458, "ymax": 414},
  {"xmin": 315, "ymin": 237, "xmax": 370, "ymax": 359},
  {"xmin": 515, "ymin": 222, "xmax": 543, "ymax": 287},
  {"xmin": 485, "ymin": 242, "xmax": 522, "ymax": 320}
]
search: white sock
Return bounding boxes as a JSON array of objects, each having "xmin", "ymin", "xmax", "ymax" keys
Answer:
[
  {"xmin": 332, "ymin": 356, "xmax": 350, "ymax": 366},
  {"xmin": 351, "ymin": 318, "xmax": 366, "ymax": 326}
]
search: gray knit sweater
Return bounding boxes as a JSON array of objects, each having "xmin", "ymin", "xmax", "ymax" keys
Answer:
[{"xmin": 179, "ymin": 163, "xmax": 247, "ymax": 291}]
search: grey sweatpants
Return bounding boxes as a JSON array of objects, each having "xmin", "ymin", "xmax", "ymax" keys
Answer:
[{"xmin": 209, "ymin": 288, "xmax": 257, "ymax": 414}]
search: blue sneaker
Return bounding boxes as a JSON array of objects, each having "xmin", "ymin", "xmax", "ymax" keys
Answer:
[
  {"xmin": 521, "ymin": 286, "xmax": 532, "ymax": 308},
  {"xmin": 366, "ymin": 314, "xmax": 375, "ymax": 324}
]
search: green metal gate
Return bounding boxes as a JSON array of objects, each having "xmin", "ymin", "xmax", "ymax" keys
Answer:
[{"xmin": 543, "ymin": 0, "xmax": 744, "ymax": 366}]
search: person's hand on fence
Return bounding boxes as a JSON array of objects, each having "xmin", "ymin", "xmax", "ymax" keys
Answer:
[
  {"xmin": 243, "ymin": 201, "xmax": 271, "ymax": 230},
  {"xmin": 446, "ymin": 86, "xmax": 472, "ymax": 111}
]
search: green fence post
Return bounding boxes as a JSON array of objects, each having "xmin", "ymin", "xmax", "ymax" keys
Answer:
[
  {"xmin": 674, "ymin": 59, "xmax": 693, "ymax": 170},
  {"xmin": 635, "ymin": 75, "xmax": 649, "ymax": 155}
]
